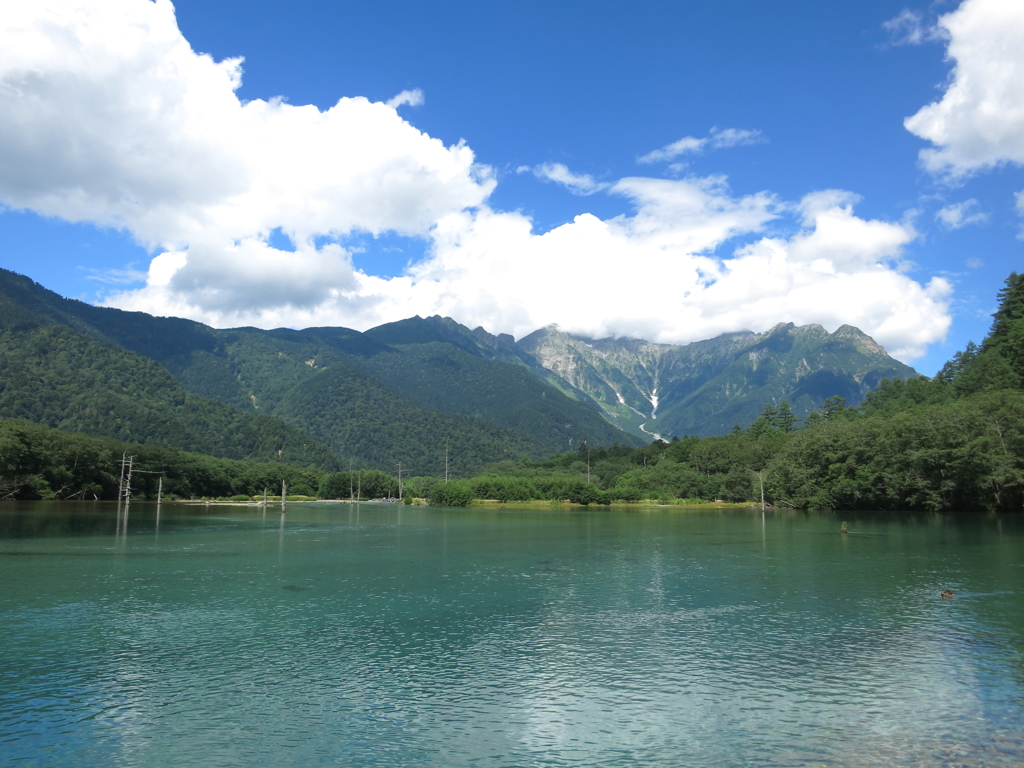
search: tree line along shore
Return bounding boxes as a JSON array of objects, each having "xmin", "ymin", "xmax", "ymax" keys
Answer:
[{"xmin": 2, "ymin": 273, "xmax": 1022, "ymax": 513}]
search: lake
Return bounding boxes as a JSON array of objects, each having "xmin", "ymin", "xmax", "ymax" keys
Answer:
[{"xmin": 1, "ymin": 501, "xmax": 1022, "ymax": 767}]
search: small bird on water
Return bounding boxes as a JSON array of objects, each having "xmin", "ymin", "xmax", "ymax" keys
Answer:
[{"xmin": 941, "ymin": 589, "xmax": 954, "ymax": 598}]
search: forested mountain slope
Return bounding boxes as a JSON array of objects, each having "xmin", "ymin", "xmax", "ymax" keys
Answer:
[
  {"xmin": 358, "ymin": 316, "xmax": 633, "ymax": 450},
  {"xmin": 0, "ymin": 270, "xmax": 636, "ymax": 473},
  {"xmin": 3, "ymin": 273, "xmax": 1021, "ymax": 511},
  {"xmin": 0, "ymin": 417, "xmax": 328, "ymax": 501},
  {"xmin": 0, "ymin": 266, "xmax": 918, "ymax": 468},
  {"xmin": 0, "ymin": 297, "xmax": 338, "ymax": 468}
]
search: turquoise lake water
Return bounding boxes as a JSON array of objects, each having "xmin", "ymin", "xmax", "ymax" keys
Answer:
[{"xmin": 1, "ymin": 502, "xmax": 1022, "ymax": 767}]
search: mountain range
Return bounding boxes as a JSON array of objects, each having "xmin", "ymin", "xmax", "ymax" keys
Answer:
[
  {"xmin": 518, "ymin": 321, "xmax": 917, "ymax": 438},
  {"xmin": 0, "ymin": 268, "xmax": 917, "ymax": 473}
]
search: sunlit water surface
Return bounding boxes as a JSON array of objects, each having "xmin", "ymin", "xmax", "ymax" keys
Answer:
[{"xmin": 1, "ymin": 502, "xmax": 1022, "ymax": 767}]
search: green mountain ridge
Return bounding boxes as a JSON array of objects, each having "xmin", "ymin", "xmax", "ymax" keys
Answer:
[
  {"xmin": 0, "ymin": 270, "xmax": 638, "ymax": 475},
  {"xmin": 3, "ymin": 272, "xmax": 1021, "ymax": 511},
  {"xmin": 0, "ymin": 267, "xmax": 918, "ymax": 474},
  {"xmin": 0, "ymin": 308, "xmax": 338, "ymax": 469}
]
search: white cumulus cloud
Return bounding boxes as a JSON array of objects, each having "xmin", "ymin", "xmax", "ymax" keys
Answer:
[
  {"xmin": 0, "ymin": 0, "xmax": 952, "ymax": 363},
  {"xmin": 0, "ymin": 0, "xmax": 492, "ymax": 314},
  {"xmin": 382, "ymin": 184, "xmax": 946, "ymax": 361},
  {"xmin": 904, "ymin": 0, "xmax": 1024, "ymax": 178}
]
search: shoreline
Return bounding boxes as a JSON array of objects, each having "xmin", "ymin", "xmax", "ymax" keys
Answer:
[{"xmin": 169, "ymin": 498, "xmax": 759, "ymax": 510}]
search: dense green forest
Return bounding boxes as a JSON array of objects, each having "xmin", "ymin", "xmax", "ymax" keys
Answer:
[
  {"xmin": 273, "ymin": 363, "xmax": 552, "ymax": 477},
  {"xmin": 2, "ymin": 272, "xmax": 1021, "ymax": 511},
  {"xmin": 0, "ymin": 418, "xmax": 324, "ymax": 500},
  {"xmin": 0, "ymin": 323, "xmax": 339, "ymax": 468},
  {"xmin": 0, "ymin": 418, "xmax": 418, "ymax": 501},
  {"xmin": 426, "ymin": 273, "xmax": 1024, "ymax": 512},
  {"xmin": 0, "ymin": 269, "xmax": 636, "ymax": 474},
  {"xmin": 422, "ymin": 385, "xmax": 1021, "ymax": 512}
]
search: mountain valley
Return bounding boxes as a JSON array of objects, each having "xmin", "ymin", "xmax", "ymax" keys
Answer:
[{"xmin": 0, "ymin": 268, "xmax": 918, "ymax": 473}]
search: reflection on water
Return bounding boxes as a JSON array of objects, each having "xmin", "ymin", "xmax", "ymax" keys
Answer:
[{"xmin": 1, "ymin": 501, "xmax": 1023, "ymax": 767}]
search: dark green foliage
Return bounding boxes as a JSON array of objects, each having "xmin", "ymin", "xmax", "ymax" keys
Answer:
[
  {"xmin": 820, "ymin": 395, "xmax": 850, "ymax": 420},
  {"xmin": 355, "ymin": 342, "xmax": 630, "ymax": 452},
  {"xmin": 0, "ymin": 269, "xmax": 638, "ymax": 475},
  {"xmin": 893, "ymin": 273, "xmax": 1024, "ymax": 403},
  {"xmin": 758, "ymin": 274, "xmax": 1024, "ymax": 513},
  {"xmin": 0, "ymin": 418, "xmax": 323, "ymax": 500},
  {"xmin": 860, "ymin": 376, "xmax": 948, "ymax": 415},
  {"xmin": 775, "ymin": 401, "xmax": 797, "ymax": 432},
  {"xmin": 0, "ymin": 324, "xmax": 338, "ymax": 468},
  {"xmin": 747, "ymin": 403, "xmax": 778, "ymax": 437},
  {"xmin": 317, "ymin": 470, "xmax": 399, "ymax": 499},
  {"xmin": 454, "ymin": 382, "xmax": 1024, "ymax": 512},
  {"xmin": 364, "ymin": 315, "xmax": 485, "ymax": 354},
  {"xmin": 3, "ymin": 265, "xmax": 1023, "ymax": 513},
  {"xmin": 612, "ymin": 461, "xmax": 719, "ymax": 499},
  {"xmin": 429, "ymin": 480, "xmax": 475, "ymax": 507},
  {"xmin": 468, "ymin": 476, "xmax": 539, "ymax": 502},
  {"xmin": 317, "ymin": 472, "xmax": 353, "ymax": 500},
  {"xmin": 983, "ymin": 272, "xmax": 1024, "ymax": 375},
  {"xmin": 0, "ymin": 267, "xmax": 219, "ymax": 360},
  {"xmin": 769, "ymin": 390, "xmax": 1024, "ymax": 512},
  {"xmin": 448, "ymin": 272, "xmax": 1024, "ymax": 512},
  {"xmin": 274, "ymin": 364, "xmax": 546, "ymax": 476},
  {"xmin": 947, "ymin": 346, "xmax": 1021, "ymax": 396},
  {"xmin": 402, "ymin": 475, "xmax": 439, "ymax": 499}
]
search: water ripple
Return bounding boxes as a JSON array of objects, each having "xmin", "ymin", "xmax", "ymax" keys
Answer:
[{"xmin": 1, "ymin": 504, "xmax": 1023, "ymax": 766}]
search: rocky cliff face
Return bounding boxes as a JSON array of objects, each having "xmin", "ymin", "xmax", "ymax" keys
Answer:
[{"xmin": 516, "ymin": 322, "xmax": 917, "ymax": 439}]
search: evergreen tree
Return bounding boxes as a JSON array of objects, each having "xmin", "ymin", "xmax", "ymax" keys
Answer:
[
  {"xmin": 774, "ymin": 401, "xmax": 797, "ymax": 432},
  {"xmin": 821, "ymin": 395, "xmax": 848, "ymax": 420},
  {"xmin": 747, "ymin": 404, "xmax": 778, "ymax": 437},
  {"xmin": 983, "ymin": 272, "xmax": 1024, "ymax": 365}
]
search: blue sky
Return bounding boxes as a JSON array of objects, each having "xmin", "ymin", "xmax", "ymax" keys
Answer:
[{"xmin": 1, "ymin": 0, "xmax": 1022, "ymax": 375}]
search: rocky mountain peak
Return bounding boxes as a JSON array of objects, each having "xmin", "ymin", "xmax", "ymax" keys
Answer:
[{"xmin": 831, "ymin": 324, "xmax": 886, "ymax": 356}]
